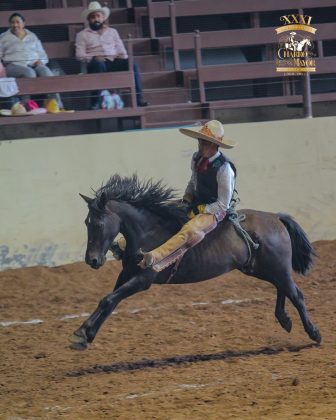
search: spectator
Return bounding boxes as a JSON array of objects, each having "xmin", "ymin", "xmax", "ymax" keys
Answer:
[
  {"xmin": 75, "ymin": 1, "xmax": 148, "ymax": 108},
  {"xmin": 0, "ymin": 12, "xmax": 64, "ymax": 108},
  {"xmin": 0, "ymin": 61, "xmax": 5, "ymax": 77}
]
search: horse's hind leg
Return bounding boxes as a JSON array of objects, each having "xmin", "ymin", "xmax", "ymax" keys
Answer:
[
  {"xmin": 280, "ymin": 275, "xmax": 321, "ymax": 343},
  {"xmin": 275, "ymin": 289, "xmax": 292, "ymax": 333}
]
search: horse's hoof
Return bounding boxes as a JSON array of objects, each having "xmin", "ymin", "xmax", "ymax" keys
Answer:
[
  {"xmin": 283, "ymin": 317, "xmax": 292, "ymax": 333},
  {"xmin": 69, "ymin": 330, "xmax": 89, "ymax": 351},
  {"xmin": 278, "ymin": 315, "xmax": 292, "ymax": 333},
  {"xmin": 69, "ymin": 339, "xmax": 89, "ymax": 351},
  {"xmin": 309, "ymin": 327, "xmax": 322, "ymax": 344}
]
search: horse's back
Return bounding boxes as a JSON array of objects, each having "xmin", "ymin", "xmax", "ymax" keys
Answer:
[
  {"xmin": 238, "ymin": 209, "xmax": 290, "ymax": 240},
  {"xmin": 154, "ymin": 208, "xmax": 291, "ymax": 285}
]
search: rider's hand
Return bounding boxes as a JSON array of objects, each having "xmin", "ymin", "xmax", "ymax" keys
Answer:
[{"xmin": 188, "ymin": 204, "xmax": 206, "ymax": 219}]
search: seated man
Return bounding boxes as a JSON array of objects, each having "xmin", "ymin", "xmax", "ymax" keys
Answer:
[
  {"xmin": 112, "ymin": 120, "xmax": 237, "ymax": 271},
  {"xmin": 75, "ymin": 1, "xmax": 148, "ymax": 109}
]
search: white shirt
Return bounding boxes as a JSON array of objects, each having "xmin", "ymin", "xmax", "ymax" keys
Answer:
[
  {"xmin": 75, "ymin": 27, "xmax": 128, "ymax": 63},
  {"xmin": 0, "ymin": 29, "xmax": 48, "ymax": 67},
  {"xmin": 185, "ymin": 151, "xmax": 235, "ymax": 215}
]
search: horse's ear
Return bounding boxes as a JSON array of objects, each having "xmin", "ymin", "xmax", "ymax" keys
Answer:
[
  {"xmin": 98, "ymin": 192, "xmax": 107, "ymax": 209},
  {"xmin": 79, "ymin": 193, "xmax": 93, "ymax": 205}
]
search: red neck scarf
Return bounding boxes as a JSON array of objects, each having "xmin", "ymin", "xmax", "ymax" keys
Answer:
[{"xmin": 196, "ymin": 157, "xmax": 209, "ymax": 173}]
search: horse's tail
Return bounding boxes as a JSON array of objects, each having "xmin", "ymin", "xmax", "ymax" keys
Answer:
[{"xmin": 278, "ymin": 213, "xmax": 316, "ymax": 275}]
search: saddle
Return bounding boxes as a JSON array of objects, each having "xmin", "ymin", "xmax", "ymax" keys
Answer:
[{"xmin": 162, "ymin": 208, "xmax": 260, "ymax": 282}]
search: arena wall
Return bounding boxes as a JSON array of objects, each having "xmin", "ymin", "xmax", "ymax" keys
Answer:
[{"xmin": 0, "ymin": 116, "xmax": 335, "ymax": 270}]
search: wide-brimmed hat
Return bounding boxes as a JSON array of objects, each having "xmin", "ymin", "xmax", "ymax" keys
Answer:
[
  {"xmin": 0, "ymin": 102, "xmax": 46, "ymax": 117},
  {"xmin": 81, "ymin": 1, "xmax": 110, "ymax": 21},
  {"xmin": 44, "ymin": 99, "xmax": 74, "ymax": 113},
  {"xmin": 179, "ymin": 120, "xmax": 237, "ymax": 149}
]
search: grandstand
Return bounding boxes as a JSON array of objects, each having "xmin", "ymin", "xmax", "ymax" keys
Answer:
[{"xmin": 0, "ymin": 0, "xmax": 336, "ymax": 139}]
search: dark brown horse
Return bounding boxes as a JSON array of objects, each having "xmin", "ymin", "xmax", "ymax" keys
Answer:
[{"xmin": 70, "ymin": 174, "xmax": 321, "ymax": 350}]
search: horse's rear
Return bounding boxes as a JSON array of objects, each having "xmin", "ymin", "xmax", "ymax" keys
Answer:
[
  {"xmin": 165, "ymin": 208, "xmax": 320, "ymax": 344},
  {"xmin": 163, "ymin": 209, "xmax": 292, "ymax": 284}
]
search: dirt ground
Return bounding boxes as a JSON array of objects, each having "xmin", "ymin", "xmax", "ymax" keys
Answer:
[{"xmin": 0, "ymin": 240, "xmax": 335, "ymax": 419}]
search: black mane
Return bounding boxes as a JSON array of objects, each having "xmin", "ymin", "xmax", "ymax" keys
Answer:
[{"xmin": 94, "ymin": 174, "xmax": 188, "ymax": 227}]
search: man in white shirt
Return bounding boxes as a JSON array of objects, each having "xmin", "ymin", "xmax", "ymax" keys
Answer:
[
  {"xmin": 138, "ymin": 120, "xmax": 237, "ymax": 270},
  {"xmin": 75, "ymin": 2, "xmax": 148, "ymax": 108}
]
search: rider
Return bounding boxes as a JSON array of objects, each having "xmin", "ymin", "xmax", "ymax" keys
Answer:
[
  {"xmin": 287, "ymin": 32, "xmax": 298, "ymax": 51},
  {"xmin": 112, "ymin": 120, "xmax": 237, "ymax": 270}
]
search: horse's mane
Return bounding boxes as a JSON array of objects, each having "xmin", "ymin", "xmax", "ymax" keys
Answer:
[{"xmin": 94, "ymin": 174, "xmax": 189, "ymax": 228}]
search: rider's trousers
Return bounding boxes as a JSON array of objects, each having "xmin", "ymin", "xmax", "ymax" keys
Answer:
[{"xmin": 140, "ymin": 213, "xmax": 218, "ymax": 270}]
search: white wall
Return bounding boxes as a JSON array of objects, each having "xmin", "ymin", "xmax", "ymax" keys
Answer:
[{"xmin": 0, "ymin": 116, "xmax": 335, "ymax": 270}]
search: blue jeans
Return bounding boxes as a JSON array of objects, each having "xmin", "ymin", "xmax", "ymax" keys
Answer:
[{"xmin": 87, "ymin": 58, "xmax": 144, "ymax": 106}]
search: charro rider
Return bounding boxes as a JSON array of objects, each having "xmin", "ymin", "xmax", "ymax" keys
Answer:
[
  {"xmin": 112, "ymin": 119, "xmax": 238, "ymax": 271},
  {"xmin": 287, "ymin": 31, "xmax": 298, "ymax": 51}
]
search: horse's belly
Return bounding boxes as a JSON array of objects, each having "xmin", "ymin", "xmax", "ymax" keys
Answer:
[{"xmin": 153, "ymin": 250, "xmax": 234, "ymax": 285}]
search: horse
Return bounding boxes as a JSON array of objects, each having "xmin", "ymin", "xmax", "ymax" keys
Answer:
[
  {"xmin": 69, "ymin": 174, "xmax": 321, "ymax": 350},
  {"xmin": 285, "ymin": 38, "xmax": 312, "ymax": 52}
]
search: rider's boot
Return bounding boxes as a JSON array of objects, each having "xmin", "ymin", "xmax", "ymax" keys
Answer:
[{"xmin": 138, "ymin": 213, "xmax": 217, "ymax": 271}]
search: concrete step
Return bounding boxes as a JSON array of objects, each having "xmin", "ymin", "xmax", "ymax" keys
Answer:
[
  {"xmin": 113, "ymin": 23, "xmax": 139, "ymax": 39},
  {"xmin": 109, "ymin": 9, "xmax": 129, "ymax": 24},
  {"xmin": 136, "ymin": 54, "xmax": 164, "ymax": 72},
  {"xmin": 141, "ymin": 71, "xmax": 178, "ymax": 89},
  {"xmin": 132, "ymin": 38, "xmax": 157, "ymax": 56},
  {"xmin": 143, "ymin": 87, "xmax": 189, "ymax": 105}
]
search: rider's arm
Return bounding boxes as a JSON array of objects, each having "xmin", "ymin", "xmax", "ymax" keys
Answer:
[{"xmin": 204, "ymin": 163, "xmax": 235, "ymax": 215}]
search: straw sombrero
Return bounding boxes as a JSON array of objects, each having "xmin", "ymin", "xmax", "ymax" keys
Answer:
[
  {"xmin": 179, "ymin": 120, "xmax": 237, "ymax": 149},
  {"xmin": 81, "ymin": 1, "xmax": 110, "ymax": 21},
  {"xmin": 0, "ymin": 102, "xmax": 46, "ymax": 117}
]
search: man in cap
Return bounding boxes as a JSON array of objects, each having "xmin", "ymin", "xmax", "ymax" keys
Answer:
[{"xmin": 75, "ymin": 1, "xmax": 148, "ymax": 108}]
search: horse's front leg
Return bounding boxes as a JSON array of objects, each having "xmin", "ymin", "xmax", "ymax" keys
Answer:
[
  {"xmin": 71, "ymin": 271, "xmax": 129, "ymax": 344},
  {"xmin": 69, "ymin": 270, "xmax": 153, "ymax": 350}
]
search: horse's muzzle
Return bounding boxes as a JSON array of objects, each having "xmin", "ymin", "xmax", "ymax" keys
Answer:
[{"xmin": 86, "ymin": 255, "xmax": 106, "ymax": 269}]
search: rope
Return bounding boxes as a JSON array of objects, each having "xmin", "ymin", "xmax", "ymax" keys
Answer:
[{"xmin": 227, "ymin": 207, "xmax": 259, "ymax": 267}]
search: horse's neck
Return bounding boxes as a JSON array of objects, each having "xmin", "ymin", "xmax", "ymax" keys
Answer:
[
  {"xmin": 113, "ymin": 202, "xmax": 161, "ymax": 250},
  {"xmin": 297, "ymin": 40, "xmax": 308, "ymax": 51}
]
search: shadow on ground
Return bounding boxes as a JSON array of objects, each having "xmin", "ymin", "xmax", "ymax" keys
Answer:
[{"xmin": 67, "ymin": 343, "xmax": 319, "ymax": 377}]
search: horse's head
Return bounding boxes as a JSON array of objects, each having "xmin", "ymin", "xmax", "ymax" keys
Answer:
[{"xmin": 80, "ymin": 192, "xmax": 121, "ymax": 269}]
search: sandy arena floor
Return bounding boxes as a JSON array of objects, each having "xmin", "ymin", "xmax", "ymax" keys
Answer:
[{"xmin": 0, "ymin": 240, "xmax": 335, "ymax": 419}]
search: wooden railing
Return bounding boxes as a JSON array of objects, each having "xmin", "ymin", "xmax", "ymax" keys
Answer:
[
  {"xmin": 0, "ymin": 37, "xmax": 144, "ymax": 127},
  {"xmin": 147, "ymin": 0, "xmax": 336, "ymax": 38},
  {"xmin": 191, "ymin": 29, "xmax": 336, "ymax": 112},
  {"xmin": 0, "ymin": 70, "xmax": 144, "ymax": 127},
  {"xmin": 0, "ymin": 6, "xmax": 130, "ymax": 27}
]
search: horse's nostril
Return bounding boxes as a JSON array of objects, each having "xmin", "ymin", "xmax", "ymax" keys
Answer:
[{"xmin": 91, "ymin": 258, "xmax": 98, "ymax": 266}]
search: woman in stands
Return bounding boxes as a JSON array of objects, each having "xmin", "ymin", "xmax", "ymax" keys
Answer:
[{"xmin": 0, "ymin": 12, "xmax": 64, "ymax": 108}]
